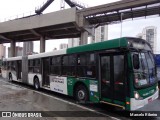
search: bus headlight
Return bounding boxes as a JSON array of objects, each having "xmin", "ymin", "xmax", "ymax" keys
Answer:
[{"xmin": 134, "ymin": 92, "xmax": 140, "ymax": 99}]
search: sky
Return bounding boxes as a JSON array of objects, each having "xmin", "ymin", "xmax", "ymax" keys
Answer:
[{"xmin": 0, "ymin": 0, "xmax": 160, "ymax": 56}]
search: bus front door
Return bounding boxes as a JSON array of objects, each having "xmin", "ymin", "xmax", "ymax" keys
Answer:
[
  {"xmin": 100, "ymin": 54, "xmax": 125, "ymax": 104},
  {"xmin": 42, "ymin": 58, "xmax": 50, "ymax": 87}
]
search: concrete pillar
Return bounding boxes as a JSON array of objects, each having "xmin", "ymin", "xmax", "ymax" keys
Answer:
[
  {"xmin": 40, "ymin": 36, "xmax": 45, "ymax": 53},
  {"xmin": 23, "ymin": 42, "xmax": 27, "ymax": 56},
  {"xmin": 10, "ymin": 41, "xmax": 15, "ymax": 57},
  {"xmin": 80, "ymin": 31, "xmax": 88, "ymax": 45}
]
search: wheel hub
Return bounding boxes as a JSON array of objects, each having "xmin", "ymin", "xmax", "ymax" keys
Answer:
[{"xmin": 78, "ymin": 90, "xmax": 85, "ymax": 100}]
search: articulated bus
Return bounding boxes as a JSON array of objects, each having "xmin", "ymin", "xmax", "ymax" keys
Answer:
[{"xmin": 1, "ymin": 37, "xmax": 159, "ymax": 111}]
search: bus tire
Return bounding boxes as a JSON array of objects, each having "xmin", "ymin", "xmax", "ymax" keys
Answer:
[
  {"xmin": 75, "ymin": 85, "xmax": 89, "ymax": 103},
  {"xmin": 34, "ymin": 77, "xmax": 40, "ymax": 90},
  {"xmin": 9, "ymin": 73, "xmax": 12, "ymax": 82}
]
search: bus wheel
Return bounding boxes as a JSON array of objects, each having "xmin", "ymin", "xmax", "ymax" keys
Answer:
[
  {"xmin": 34, "ymin": 78, "xmax": 40, "ymax": 90},
  {"xmin": 75, "ymin": 85, "xmax": 88, "ymax": 103},
  {"xmin": 9, "ymin": 73, "xmax": 12, "ymax": 82}
]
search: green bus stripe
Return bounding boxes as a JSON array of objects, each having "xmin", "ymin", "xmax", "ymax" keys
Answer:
[{"xmin": 67, "ymin": 37, "xmax": 127, "ymax": 54}]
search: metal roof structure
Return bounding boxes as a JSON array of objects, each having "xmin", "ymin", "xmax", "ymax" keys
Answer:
[{"xmin": 78, "ymin": 0, "xmax": 160, "ymax": 26}]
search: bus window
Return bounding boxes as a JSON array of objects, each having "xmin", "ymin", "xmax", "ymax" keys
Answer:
[
  {"xmin": 50, "ymin": 58, "xmax": 54, "ymax": 74},
  {"xmin": 34, "ymin": 59, "xmax": 40, "ymax": 73},
  {"xmin": 114, "ymin": 55, "xmax": 125, "ymax": 101},
  {"xmin": 28, "ymin": 60, "xmax": 34, "ymax": 72},
  {"xmin": 68, "ymin": 55, "xmax": 76, "ymax": 76},
  {"xmin": 133, "ymin": 52, "xmax": 157, "ymax": 88},
  {"xmin": 50, "ymin": 56, "xmax": 61, "ymax": 75},
  {"xmin": 86, "ymin": 53, "xmax": 96, "ymax": 78},
  {"xmin": 77, "ymin": 54, "xmax": 86, "ymax": 77},
  {"xmin": 30, "ymin": 60, "xmax": 34, "ymax": 66},
  {"xmin": 101, "ymin": 56, "xmax": 111, "ymax": 98},
  {"xmin": 62, "ymin": 56, "xmax": 69, "ymax": 76},
  {"xmin": 35, "ymin": 59, "xmax": 40, "ymax": 66}
]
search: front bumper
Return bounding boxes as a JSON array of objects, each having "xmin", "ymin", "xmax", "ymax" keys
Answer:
[{"xmin": 130, "ymin": 90, "xmax": 159, "ymax": 111}]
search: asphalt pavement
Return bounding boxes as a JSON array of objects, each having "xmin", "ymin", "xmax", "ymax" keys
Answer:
[{"xmin": 0, "ymin": 78, "xmax": 115, "ymax": 120}]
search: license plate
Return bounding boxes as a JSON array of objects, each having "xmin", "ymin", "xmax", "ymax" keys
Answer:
[{"xmin": 148, "ymin": 98, "xmax": 152, "ymax": 103}]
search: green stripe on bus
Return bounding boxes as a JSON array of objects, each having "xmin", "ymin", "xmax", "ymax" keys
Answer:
[
  {"xmin": 67, "ymin": 38, "xmax": 127, "ymax": 54},
  {"xmin": 137, "ymin": 84, "xmax": 157, "ymax": 99}
]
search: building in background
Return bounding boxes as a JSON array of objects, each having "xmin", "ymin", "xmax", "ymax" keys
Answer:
[
  {"xmin": 59, "ymin": 43, "xmax": 68, "ymax": 49},
  {"xmin": 94, "ymin": 25, "xmax": 108, "ymax": 43},
  {"xmin": 137, "ymin": 26, "xmax": 157, "ymax": 53},
  {"xmin": 68, "ymin": 25, "xmax": 108, "ymax": 48},
  {"xmin": 23, "ymin": 42, "xmax": 34, "ymax": 55},
  {"xmin": 68, "ymin": 38, "xmax": 79, "ymax": 48},
  {"xmin": 8, "ymin": 46, "xmax": 23, "ymax": 57},
  {"xmin": 0, "ymin": 44, "xmax": 6, "ymax": 59}
]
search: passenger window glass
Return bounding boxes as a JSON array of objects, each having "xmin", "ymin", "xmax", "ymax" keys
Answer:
[
  {"xmin": 78, "ymin": 54, "xmax": 86, "ymax": 65},
  {"xmin": 114, "ymin": 55, "xmax": 125, "ymax": 101},
  {"xmin": 101, "ymin": 56, "xmax": 110, "ymax": 84},
  {"xmin": 77, "ymin": 53, "xmax": 96, "ymax": 78},
  {"xmin": 69, "ymin": 55, "xmax": 76, "ymax": 65},
  {"xmin": 86, "ymin": 53, "xmax": 96, "ymax": 78},
  {"xmin": 101, "ymin": 56, "xmax": 111, "ymax": 98},
  {"xmin": 50, "ymin": 56, "xmax": 61, "ymax": 75},
  {"xmin": 77, "ymin": 54, "xmax": 86, "ymax": 77},
  {"xmin": 62, "ymin": 56, "xmax": 68, "ymax": 66},
  {"xmin": 35, "ymin": 59, "xmax": 40, "ymax": 66},
  {"xmin": 87, "ymin": 53, "xmax": 95, "ymax": 65},
  {"xmin": 68, "ymin": 55, "xmax": 76, "ymax": 76},
  {"xmin": 62, "ymin": 56, "xmax": 69, "ymax": 76}
]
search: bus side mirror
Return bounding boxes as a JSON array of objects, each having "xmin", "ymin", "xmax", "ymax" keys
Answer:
[{"xmin": 133, "ymin": 54, "xmax": 140, "ymax": 69}]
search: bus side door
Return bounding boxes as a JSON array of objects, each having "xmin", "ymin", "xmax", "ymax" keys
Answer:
[{"xmin": 100, "ymin": 53, "xmax": 126, "ymax": 103}]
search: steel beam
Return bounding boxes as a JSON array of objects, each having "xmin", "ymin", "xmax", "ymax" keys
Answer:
[
  {"xmin": 78, "ymin": 0, "xmax": 160, "ymax": 16},
  {"xmin": 87, "ymin": 5, "xmax": 160, "ymax": 25},
  {"xmin": 30, "ymin": 29, "xmax": 42, "ymax": 37},
  {"xmin": 0, "ymin": 34, "xmax": 11, "ymax": 41}
]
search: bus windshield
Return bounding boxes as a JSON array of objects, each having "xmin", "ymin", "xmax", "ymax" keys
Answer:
[{"xmin": 132, "ymin": 51, "xmax": 157, "ymax": 88}]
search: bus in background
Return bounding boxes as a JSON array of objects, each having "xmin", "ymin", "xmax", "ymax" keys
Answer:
[{"xmin": 1, "ymin": 37, "xmax": 158, "ymax": 111}]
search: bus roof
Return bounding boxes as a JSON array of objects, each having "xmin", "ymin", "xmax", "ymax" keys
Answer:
[
  {"xmin": 67, "ymin": 37, "xmax": 127, "ymax": 54},
  {"xmin": 28, "ymin": 49, "xmax": 66, "ymax": 59},
  {"xmin": 28, "ymin": 37, "xmax": 127, "ymax": 59},
  {"xmin": 5, "ymin": 56, "xmax": 22, "ymax": 61},
  {"xmin": 4, "ymin": 37, "xmax": 151, "ymax": 61},
  {"xmin": 67, "ymin": 37, "xmax": 152, "ymax": 54}
]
